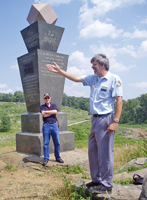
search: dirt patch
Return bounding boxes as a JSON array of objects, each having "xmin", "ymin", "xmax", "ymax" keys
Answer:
[
  {"xmin": 125, "ymin": 128, "xmax": 147, "ymax": 139},
  {"xmin": 0, "ymin": 149, "xmax": 89, "ymax": 199}
]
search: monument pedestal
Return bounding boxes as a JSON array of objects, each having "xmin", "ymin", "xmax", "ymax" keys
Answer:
[
  {"xmin": 16, "ymin": 131, "xmax": 75, "ymax": 156},
  {"xmin": 16, "ymin": 112, "xmax": 75, "ymax": 156}
]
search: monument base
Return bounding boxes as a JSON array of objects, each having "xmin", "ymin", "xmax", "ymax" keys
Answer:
[{"xmin": 16, "ymin": 131, "xmax": 75, "ymax": 156}]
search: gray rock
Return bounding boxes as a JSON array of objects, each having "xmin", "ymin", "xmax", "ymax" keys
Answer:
[
  {"xmin": 115, "ymin": 157, "xmax": 147, "ymax": 173},
  {"xmin": 75, "ymin": 179, "xmax": 142, "ymax": 200},
  {"xmin": 114, "ymin": 168, "xmax": 147, "ymax": 180},
  {"xmin": 139, "ymin": 174, "xmax": 147, "ymax": 200}
]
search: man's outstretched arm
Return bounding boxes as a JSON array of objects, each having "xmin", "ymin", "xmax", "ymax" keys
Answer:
[{"xmin": 46, "ymin": 62, "xmax": 83, "ymax": 83}]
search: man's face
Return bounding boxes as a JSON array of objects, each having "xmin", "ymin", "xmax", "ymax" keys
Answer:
[
  {"xmin": 91, "ymin": 60, "xmax": 103, "ymax": 76},
  {"xmin": 44, "ymin": 96, "xmax": 51, "ymax": 103}
]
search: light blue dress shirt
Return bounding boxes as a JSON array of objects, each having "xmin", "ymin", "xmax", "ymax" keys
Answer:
[{"xmin": 81, "ymin": 71, "xmax": 123, "ymax": 115}]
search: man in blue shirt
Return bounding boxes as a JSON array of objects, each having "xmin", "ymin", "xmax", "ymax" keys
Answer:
[
  {"xmin": 46, "ymin": 54, "xmax": 123, "ymax": 194},
  {"xmin": 40, "ymin": 93, "xmax": 64, "ymax": 166}
]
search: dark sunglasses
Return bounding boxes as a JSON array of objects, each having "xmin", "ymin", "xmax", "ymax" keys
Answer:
[{"xmin": 44, "ymin": 97, "xmax": 50, "ymax": 99}]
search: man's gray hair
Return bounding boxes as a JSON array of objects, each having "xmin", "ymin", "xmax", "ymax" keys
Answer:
[{"xmin": 90, "ymin": 54, "xmax": 109, "ymax": 71}]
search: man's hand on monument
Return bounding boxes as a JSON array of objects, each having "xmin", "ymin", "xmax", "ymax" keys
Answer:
[
  {"xmin": 46, "ymin": 62, "xmax": 60, "ymax": 74},
  {"xmin": 107, "ymin": 122, "xmax": 118, "ymax": 133}
]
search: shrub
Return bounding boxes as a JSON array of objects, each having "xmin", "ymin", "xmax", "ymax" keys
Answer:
[{"xmin": 0, "ymin": 114, "xmax": 11, "ymax": 131}]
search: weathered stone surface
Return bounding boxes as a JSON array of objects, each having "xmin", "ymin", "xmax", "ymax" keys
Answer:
[
  {"xmin": 115, "ymin": 158, "xmax": 147, "ymax": 173},
  {"xmin": 16, "ymin": 132, "xmax": 43, "ymax": 156},
  {"xmin": 27, "ymin": 3, "xmax": 58, "ymax": 25},
  {"xmin": 18, "ymin": 49, "xmax": 68, "ymax": 112},
  {"xmin": 16, "ymin": 130, "xmax": 74, "ymax": 156},
  {"xmin": 139, "ymin": 174, "xmax": 147, "ymax": 200},
  {"xmin": 75, "ymin": 179, "xmax": 142, "ymax": 200},
  {"xmin": 113, "ymin": 168, "xmax": 147, "ymax": 181},
  {"xmin": 21, "ymin": 112, "xmax": 68, "ymax": 133},
  {"xmin": 21, "ymin": 21, "xmax": 64, "ymax": 53},
  {"xmin": 21, "ymin": 112, "xmax": 42, "ymax": 133}
]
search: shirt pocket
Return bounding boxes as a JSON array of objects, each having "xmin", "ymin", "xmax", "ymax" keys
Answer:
[{"xmin": 98, "ymin": 88, "xmax": 109, "ymax": 99}]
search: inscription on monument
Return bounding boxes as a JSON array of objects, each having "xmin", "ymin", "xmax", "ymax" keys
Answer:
[
  {"xmin": 21, "ymin": 21, "xmax": 64, "ymax": 53},
  {"xmin": 24, "ymin": 62, "xmax": 34, "ymax": 76}
]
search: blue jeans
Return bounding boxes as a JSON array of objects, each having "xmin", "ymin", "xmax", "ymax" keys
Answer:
[{"xmin": 43, "ymin": 123, "xmax": 61, "ymax": 161}]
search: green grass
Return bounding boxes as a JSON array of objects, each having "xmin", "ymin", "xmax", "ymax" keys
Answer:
[
  {"xmin": 52, "ymin": 176, "xmax": 91, "ymax": 200},
  {"xmin": 113, "ymin": 178, "xmax": 134, "ymax": 185},
  {"xmin": 61, "ymin": 106, "xmax": 91, "ymax": 124},
  {"xmin": 5, "ymin": 163, "xmax": 17, "ymax": 172},
  {"xmin": 117, "ymin": 162, "xmax": 147, "ymax": 174},
  {"xmin": 51, "ymin": 165, "xmax": 84, "ymax": 174}
]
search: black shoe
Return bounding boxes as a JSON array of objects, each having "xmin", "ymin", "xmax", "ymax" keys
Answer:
[
  {"xmin": 56, "ymin": 158, "xmax": 64, "ymax": 163},
  {"xmin": 86, "ymin": 181, "xmax": 100, "ymax": 188},
  {"xmin": 43, "ymin": 160, "xmax": 48, "ymax": 166},
  {"xmin": 90, "ymin": 184, "xmax": 112, "ymax": 194}
]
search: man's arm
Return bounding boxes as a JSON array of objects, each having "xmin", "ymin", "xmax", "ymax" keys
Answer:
[
  {"xmin": 46, "ymin": 62, "xmax": 83, "ymax": 83},
  {"xmin": 107, "ymin": 96, "xmax": 123, "ymax": 133},
  {"xmin": 41, "ymin": 109, "xmax": 57, "ymax": 118}
]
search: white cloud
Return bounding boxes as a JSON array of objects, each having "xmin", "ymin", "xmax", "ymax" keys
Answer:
[
  {"xmin": 64, "ymin": 83, "xmax": 89, "ymax": 97},
  {"xmin": 72, "ymin": 42, "xmax": 77, "ymax": 46},
  {"xmin": 141, "ymin": 17, "xmax": 147, "ymax": 24},
  {"xmin": 0, "ymin": 84, "xmax": 8, "ymax": 89},
  {"xmin": 79, "ymin": 20, "xmax": 123, "ymax": 39},
  {"xmin": 110, "ymin": 58, "xmax": 135, "ymax": 72},
  {"xmin": 10, "ymin": 64, "xmax": 19, "ymax": 70},
  {"xmin": 138, "ymin": 40, "xmax": 147, "ymax": 54},
  {"xmin": 79, "ymin": 0, "xmax": 146, "ymax": 28},
  {"xmin": 15, "ymin": 86, "xmax": 23, "ymax": 91},
  {"xmin": 69, "ymin": 51, "xmax": 90, "ymax": 68},
  {"xmin": 68, "ymin": 51, "xmax": 92, "ymax": 75},
  {"xmin": 0, "ymin": 84, "xmax": 13, "ymax": 93},
  {"xmin": 34, "ymin": 0, "xmax": 71, "ymax": 6},
  {"xmin": 129, "ymin": 82, "xmax": 147, "ymax": 88},
  {"xmin": 0, "ymin": 89, "xmax": 13, "ymax": 94},
  {"xmin": 90, "ymin": 44, "xmax": 137, "ymax": 59},
  {"xmin": 123, "ymin": 28, "xmax": 147, "ymax": 39}
]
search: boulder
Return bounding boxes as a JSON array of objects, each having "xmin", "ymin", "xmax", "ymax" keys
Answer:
[{"xmin": 75, "ymin": 179, "xmax": 142, "ymax": 200}]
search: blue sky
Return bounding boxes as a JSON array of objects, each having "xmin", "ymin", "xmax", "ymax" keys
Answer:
[{"xmin": 0, "ymin": 0, "xmax": 147, "ymax": 101}]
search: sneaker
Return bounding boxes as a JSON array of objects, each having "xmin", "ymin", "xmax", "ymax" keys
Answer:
[
  {"xmin": 56, "ymin": 158, "xmax": 64, "ymax": 163},
  {"xmin": 43, "ymin": 160, "xmax": 48, "ymax": 166},
  {"xmin": 86, "ymin": 181, "xmax": 100, "ymax": 188},
  {"xmin": 90, "ymin": 184, "xmax": 112, "ymax": 194}
]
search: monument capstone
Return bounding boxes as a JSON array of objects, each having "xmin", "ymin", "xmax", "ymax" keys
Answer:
[{"xmin": 16, "ymin": 3, "xmax": 75, "ymax": 156}]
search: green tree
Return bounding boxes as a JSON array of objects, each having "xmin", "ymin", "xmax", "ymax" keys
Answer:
[
  {"xmin": 14, "ymin": 91, "xmax": 25, "ymax": 102},
  {"xmin": 0, "ymin": 114, "xmax": 11, "ymax": 132}
]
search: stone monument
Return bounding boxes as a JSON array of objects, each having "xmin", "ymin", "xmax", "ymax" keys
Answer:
[{"xmin": 16, "ymin": 3, "xmax": 75, "ymax": 156}]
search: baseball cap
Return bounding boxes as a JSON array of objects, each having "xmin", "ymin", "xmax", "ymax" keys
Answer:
[{"xmin": 43, "ymin": 93, "xmax": 50, "ymax": 98}]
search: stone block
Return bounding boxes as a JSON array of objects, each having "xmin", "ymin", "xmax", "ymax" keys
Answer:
[
  {"xmin": 21, "ymin": 112, "xmax": 67, "ymax": 133},
  {"xmin": 21, "ymin": 21, "xmax": 64, "ymax": 53},
  {"xmin": 16, "ymin": 132, "xmax": 43, "ymax": 156},
  {"xmin": 21, "ymin": 112, "xmax": 42, "ymax": 133},
  {"xmin": 27, "ymin": 3, "xmax": 58, "ymax": 25},
  {"xmin": 17, "ymin": 49, "xmax": 68, "ymax": 112},
  {"xmin": 16, "ymin": 131, "xmax": 75, "ymax": 156}
]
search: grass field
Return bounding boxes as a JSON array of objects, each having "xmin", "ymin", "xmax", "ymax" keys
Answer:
[{"xmin": 0, "ymin": 102, "xmax": 147, "ymax": 170}]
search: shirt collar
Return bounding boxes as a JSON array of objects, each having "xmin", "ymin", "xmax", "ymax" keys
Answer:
[{"xmin": 97, "ymin": 71, "xmax": 110, "ymax": 81}]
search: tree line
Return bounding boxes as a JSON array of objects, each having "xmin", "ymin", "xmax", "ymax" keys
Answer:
[
  {"xmin": 0, "ymin": 91, "xmax": 25, "ymax": 102},
  {"xmin": 0, "ymin": 91, "xmax": 147, "ymax": 124}
]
